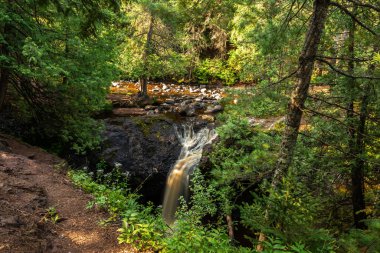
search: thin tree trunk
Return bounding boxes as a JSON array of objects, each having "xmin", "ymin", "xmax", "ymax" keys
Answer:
[
  {"xmin": 226, "ymin": 214, "xmax": 234, "ymax": 241},
  {"xmin": 257, "ymin": 2, "xmax": 330, "ymax": 250},
  {"xmin": 351, "ymin": 83, "xmax": 368, "ymax": 229},
  {"xmin": 0, "ymin": 23, "xmax": 9, "ymax": 111},
  {"xmin": 0, "ymin": 69, "xmax": 9, "ymax": 112},
  {"xmin": 140, "ymin": 15, "xmax": 154, "ymax": 97},
  {"xmin": 345, "ymin": 5, "xmax": 367, "ymax": 229},
  {"xmin": 272, "ymin": 0, "xmax": 329, "ymax": 188},
  {"xmin": 273, "ymin": 0, "xmax": 330, "ymax": 188}
]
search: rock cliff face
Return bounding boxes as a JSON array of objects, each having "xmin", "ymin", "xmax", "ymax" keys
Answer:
[
  {"xmin": 100, "ymin": 116, "xmax": 182, "ymax": 203},
  {"xmin": 97, "ymin": 116, "xmax": 214, "ymax": 204}
]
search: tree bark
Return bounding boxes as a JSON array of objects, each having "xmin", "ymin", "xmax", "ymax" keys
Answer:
[
  {"xmin": 139, "ymin": 15, "xmax": 154, "ymax": 97},
  {"xmin": 272, "ymin": 0, "xmax": 330, "ymax": 188},
  {"xmin": 345, "ymin": 5, "xmax": 367, "ymax": 229},
  {"xmin": 226, "ymin": 214, "xmax": 234, "ymax": 241},
  {"xmin": 351, "ymin": 83, "xmax": 368, "ymax": 229},
  {"xmin": 0, "ymin": 69, "xmax": 9, "ymax": 112},
  {"xmin": 257, "ymin": 2, "xmax": 330, "ymax": 250},
  {"xmin": 0, "ymin": 22, "xmax": 10, "ymax": 112}
]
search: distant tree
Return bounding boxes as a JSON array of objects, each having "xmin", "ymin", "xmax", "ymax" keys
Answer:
[{"xmin": 118, "ymin": 0, "xmax": 188, "ymax": 97}]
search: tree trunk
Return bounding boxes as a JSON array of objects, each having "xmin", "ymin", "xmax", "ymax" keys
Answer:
[
  {"xmin": 139, "ymin": 15, "xmax": 154, "ymax": 97},
  {"xmin": 226, "ymin": 214, "xmax": 234, "ymax": 241},
  {"xmin": 351, "ymin": 84, "xmax": 368, "ymax": 229},
  {"xmin": 345, "ymin": 5, "xmax": 367, "ymax": 229},
  {"xmin": 256, "ymin": 2, "xmax": 330, "ymax": 250},
  {"xmin": 273, "ymin": 0, "xmax": 330, "ymax": 188},
  {"xmin": 0, "ymin": 23, "xmax": 9, "ymax": 112},
  {"xmin": 0, "ymin": 69, "xmax": 9, "ymax": 112}
]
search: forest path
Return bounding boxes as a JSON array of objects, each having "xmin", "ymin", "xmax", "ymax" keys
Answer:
[{"xmin": 0, "ymin": 134, "xmax": 134, "ymax": 253}]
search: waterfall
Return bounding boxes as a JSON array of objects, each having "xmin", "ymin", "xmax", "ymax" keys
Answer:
[{"xmin": 162, "ymin": 124, "xmax": 217, "ymax": 225}]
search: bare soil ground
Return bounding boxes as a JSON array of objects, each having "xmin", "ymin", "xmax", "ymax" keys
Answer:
[{"xmin": 0, "ymin": 134, "xmax": 134, "ymax": 253}]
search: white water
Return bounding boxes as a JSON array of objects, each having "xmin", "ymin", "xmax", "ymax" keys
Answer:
[{"xmin": 162, "ymin": 124, "xmax": 217, "ymax": 225}]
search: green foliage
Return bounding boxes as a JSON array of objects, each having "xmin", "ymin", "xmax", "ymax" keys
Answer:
[
  {"xmin": 240, "ymin": 176, "xmax": 334, "ymax": 252},
  {"xmin": 118, "ymin": 209, "xmax": 165, "ymax": 251},
  {"xmin": 162, "ymin": 219, "xmax": 235, "ymax": 253},
  {"xmin": 337, "ymin": 219, "xmax": 380, "ymax": 253},
  {"xmin": 195, "ymin": 59, "xmax": 237, "ymax": 85},
  {"xmin": 43, "ymin": 207, "xmax": 60, "ymax": 224},
  {"xmin": 211, "ymin": 116, "xmax": 279, "ymax": 185},
  {"xmin": 218, "ymin": 87, "xmax": 287, "ymax": 121},
  {"xmin": 1, "ymin": 0, "xmax": 120, "ymax": 153},
  {"xmin": 260, "ymin": 237, "xmax": 312, "ymax": 253},
  {"xmin": 163, "ymin": 170, "xmax": 249, "ymax": 253}
]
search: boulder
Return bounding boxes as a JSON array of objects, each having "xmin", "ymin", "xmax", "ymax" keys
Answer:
[
  {"xmin": 204, "ymin": 104, "xmax": 223, "ymax": 114},
  {"xmin": 178, "ymin": 103, "xmax": 196, "ymax": 117},
  {"xmin": 100, "ymin": 117, "xmax": 181, "ymax": 203}
]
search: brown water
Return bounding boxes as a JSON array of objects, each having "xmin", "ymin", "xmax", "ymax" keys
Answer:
[{"xmin": 162, "ymin": 125, "xmax": 217, "ymax": 225}]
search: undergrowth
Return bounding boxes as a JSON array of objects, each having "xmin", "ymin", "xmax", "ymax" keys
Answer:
[{"xmin": 68, "ymin": 169, "xmax": 250, "ymax": 252}]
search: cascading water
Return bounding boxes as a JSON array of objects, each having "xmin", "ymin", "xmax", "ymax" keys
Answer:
[{"xmin": 162, "ymin": 124, "xmax": 217, "ymax": 225}]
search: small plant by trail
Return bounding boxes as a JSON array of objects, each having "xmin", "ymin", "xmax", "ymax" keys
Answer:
[{"xmin": 42, "ymin": 207, "xmax": 61, "ymax": 224}]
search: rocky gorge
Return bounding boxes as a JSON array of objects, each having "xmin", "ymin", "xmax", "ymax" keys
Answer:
[{"xmin": 82, "ymin": 81, "xmax": 225, "ymax": 203}]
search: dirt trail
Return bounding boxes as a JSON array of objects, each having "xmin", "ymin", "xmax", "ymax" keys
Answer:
[{"xmin": 0, "ymin": 134, "xmax": 134, "ymax": 253}]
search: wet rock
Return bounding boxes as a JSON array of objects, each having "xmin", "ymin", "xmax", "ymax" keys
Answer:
[
  {"xmin": 194, "ymin": 102, "xmax": 206, "ymax": 110},
  {"xmin": 166, "ymin": 99, "xmax": 175, "ymax": 104},
  {"xmin": 145, "ymin": 105, "xmax": 158, "ymax": 111},
  {"xmin": 211, "ymin": 93, "xmax": 222, "ymax": 100},
  {"xmin": 162, "ymin": 84, "xmax": 170, "ymax": 91},
  {"xmin": 204, "ymin": 104, "xmax": 223, "ymax": 114},
  {"xmin": 178, "ymin": 103, "xmax": 196, "ymax": 117},
  {"xmin": 190, "ymin": 87, "xmax": 199, "ymax": 93},
  {"xmin": 112, "ymin": 108, "xmax": 146, "ymax": 116},
  {"xmin": 200, "ymin": 88, "xmax": 207, "ymax": 94},
  {"xmin": 200, "ymin": 115, "xmax": 215, "ymax": 122},
  {"xmin": 100, "ymin": 117, "xmax": 181, "ymax": 203},
  {"xmin": 147, "ymin": 110, "xmax": 155, "ymax": 116}
]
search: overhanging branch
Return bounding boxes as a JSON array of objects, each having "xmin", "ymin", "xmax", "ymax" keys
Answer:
[
  {"xmin": 330, "ymin": 1, "xmax": 378, "ymax": 36},
  {"xmin": 316, "ymin": 58, "xmax": 380, "ymax": 79}
]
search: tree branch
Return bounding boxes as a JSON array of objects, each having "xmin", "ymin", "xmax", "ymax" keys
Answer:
[
  {"xmin": 316, "ymin": 55, "xmax": 370, "ymax": 62},
  {"xmin": 330, "ymin": 1, "xmax": 378, "ymax": 36},
  {"xmin": 316, "ymin": 58, "xmax": 380, "ymax": 79},
  {"xmin": 346, "ymin": 0, "xmax": 380, "ymax": 12}
]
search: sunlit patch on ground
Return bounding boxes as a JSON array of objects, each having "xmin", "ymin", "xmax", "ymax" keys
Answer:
[{"xmin": 64, "ymin": 231, "xmax": 101, "ymax": 246}]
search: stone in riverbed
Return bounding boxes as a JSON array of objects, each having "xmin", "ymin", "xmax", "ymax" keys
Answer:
[
  {"xmin": 162, "ymin": 84, "xmax": 170, "ymax": 90},
  {"xmin": 145, "ymin": 105, "xmax": 158, "ymax": 111},
  {"xmin": 204, "ymin": 104, "xmax": 223, "ymax": 114},
  {"xmin": 112, "ymin": 108, "xmax": 146, "ymax": 116},
  {"xmin": 178, "ymin": 103, "xmax": 196, "ymax": 117},
  {"xmin": 200, "ymin": 114, "xmax": 215, "ymax": 122},
  {"xmin": 165, "ymin": 98, "xmax": 175, "ymax": 104},
  {"xmin": 146, "ymin": 110, "xmax": 155, "ymax": 116}
]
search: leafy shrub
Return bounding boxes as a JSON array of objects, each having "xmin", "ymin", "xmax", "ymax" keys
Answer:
[
  {"xmin": 195, "ymin": 58, "xmax": 237, "ymax": 85},
  {"xmin": 337, "ymin": 219, "xmax": 380, "ymax": 253}
]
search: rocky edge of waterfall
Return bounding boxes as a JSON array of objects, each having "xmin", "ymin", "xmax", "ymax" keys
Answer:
[{"xmin": 107, "ymin": 81, "xmax": 225, "ymax": 120}]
